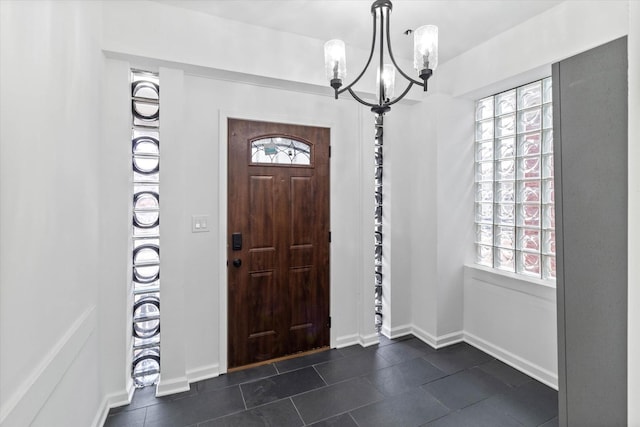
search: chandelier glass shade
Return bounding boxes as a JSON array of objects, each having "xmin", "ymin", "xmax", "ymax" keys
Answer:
[{"xmin": 323, "ymin": 0, "xmax": 438, "ymax": 114}]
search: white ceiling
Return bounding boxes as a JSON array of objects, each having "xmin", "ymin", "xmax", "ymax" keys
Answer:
[{"xmin": 152, "ymin": 0, "xmax": 563, "ymax": 64}]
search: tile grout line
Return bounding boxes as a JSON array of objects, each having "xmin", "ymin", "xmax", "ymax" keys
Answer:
[
  {"xmin": 311, "ymin": 364, "xmax": 329, "ymax": 386},
  {"xmin": 299, "ymin": 408, "xmax": 361, "ymax": 426},
  {"xmin": 237, "ymin": 384, "xmax": 248, "ymax": 411},
  {"xmin": 288, "ymin": 397, "xmax": 307, "ymax": 426},
  {"xmin": 347, "ymin": 412, "xmax": 361, "ymax": 427}
]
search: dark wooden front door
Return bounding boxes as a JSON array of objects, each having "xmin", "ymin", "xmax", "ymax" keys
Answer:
[{"xmin": 227, "ymin": 118, "xmax": 330, "ymax": 368}]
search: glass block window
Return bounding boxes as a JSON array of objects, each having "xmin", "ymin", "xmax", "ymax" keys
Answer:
[
  {"xmin": 374, "ymin": 115, "xmax": 383, "ymax": 331},
  {"xmin": 475, "ymin": 78, "xmax": 555, "ymax": 280},
  {"xmin": 131, "ymin": 70, "xmax": 161, "ymax": 387}
]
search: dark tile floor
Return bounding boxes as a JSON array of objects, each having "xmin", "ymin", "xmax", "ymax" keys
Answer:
[{"xmin": 104, "ymin": 335, "xmax": 558, "ymax": 427}]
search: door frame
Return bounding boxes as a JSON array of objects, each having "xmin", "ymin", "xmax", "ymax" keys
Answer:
[{"xmin": 218, "ymin": 110, "xmax": 336, "ymax": 374}]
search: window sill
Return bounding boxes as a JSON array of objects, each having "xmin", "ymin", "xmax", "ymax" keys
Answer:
[{"xmin": 464, "ymin": 263, "xmax": 556, "ymax": 301}]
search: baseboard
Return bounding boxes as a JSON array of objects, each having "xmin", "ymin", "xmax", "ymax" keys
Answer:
[
  {"xmin": 359, "ymin": 332, "xmax": 380, "ymax": 347},
  {"xmin": 155, "ymin": 376, "xmax": 190, "ymax": 397},
  {"xmin": 91, "ymin": 386, "xmax": 133, "ymax": 427},
  {"xmin": 95, "ymin": 364, "xmax": 216, "ymax": 427},
  {"xmin": 411, "ymin": 325, "xmax": 464, "ymax": 349},
  {"xmin": 434, "ymin": 330, "xmax": 465, "ymax": 348},
  {"xmin": 334, "ymin": 333, "xmax": 359, "ymax": 348},
  {"xmin": 464, "ymin": 331, "xmax": 558, "ymax": 390},
  {"xmin": 380, "ymin": 325, "xmax": 391, "ymax": 338},
  {"xmin": 386, "ymin": 324, "xmax": 414, "ymax": 340},
  {"xmin": 0, "ymin": 306, "xmax": 96, "ymax": 427},
  {"xmin": 334, "ymin": 332, "xmax": 380, "ymax": 349},
  {"xmin": 92, "ymin": 400, "xmax": 109, "ymax": 427},
  {"xmin": 186, "ymin": 364, "xmax": 220, "ymax": 384}
]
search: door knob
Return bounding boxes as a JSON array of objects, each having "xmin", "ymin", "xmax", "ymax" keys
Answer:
[{"xmin": 232, "ymin": 258, "xmax": 242, "ymax": 268}]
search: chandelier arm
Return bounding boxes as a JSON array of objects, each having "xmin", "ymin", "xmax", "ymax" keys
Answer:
[
  {"xmin": 386, "ymin": 81, "xmax": 416, "ymax": 106},
  {"xmin": 337, "ymin": 9, "xmax": 378, "ymax": 96},
  {"xmin": 384, "ymin": 10, "xmax": 423, "ymax": 86},
  {"xmin": 347, "ymin": 87, "xmax": 378, "ymax": 108}
]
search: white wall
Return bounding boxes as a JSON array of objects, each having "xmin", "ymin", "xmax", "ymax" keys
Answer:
[
  {"xmin": 464, "ymin": 268, "xmax": 558, "ymax": 387},
  {"xmin": 100, "ymin": 0, "xmax": 401, "ymax": 102},
  {"xmin": 434, "ymin": 94, "xmax": 474, "ymax": 340},
  {"xmin": 382, "ymin": 105, "xmax": 425, "ymax": 337},
  {"xmin": 99, "ymin": 57, "xmax": 134, "ymax": 414},
  {"xmin": 405, "ymin": 97, "xmax": 439, "ymax": 341},
  {"xmin": 383, "ymin": 92, "xmax": 474, "ymax": 348},
  {"xmin": 0, "ymin": 1, "xmax": 106, "ymax": 426},
  {"xmin": 438, "ymin": 1, "xmax": 630, "ymax": 98}
]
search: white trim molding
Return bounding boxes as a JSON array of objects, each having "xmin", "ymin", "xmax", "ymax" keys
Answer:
[
  {"xmin": 411, "ymin": 325, "xmax": 464, "ymax": 349},
  {"xmin": 0, "ymin": 306, "xmax": 97, "ymax": 427},
  {"xmin": 186, "ymin": 364, "xmax": 221, "ymax": 385},
  {"xmin": 155, "ymin": 377, "xmax": 190, "ymax": 398},
  {"xmin": 91, "ymin": 387, "xmax": 133, "ymax": 427},
  {"xmin": 464, "ymin": 331, "xmax": 558, "ymax": 390},
  {"xmin": 382, "ymin": 324, "xmax": 413, "ymax": 340}
]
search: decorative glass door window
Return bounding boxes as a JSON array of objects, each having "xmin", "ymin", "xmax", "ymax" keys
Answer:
[
  {"xmin": 474, "ymin": 78, "xmax": 556, "ymax": 280},
  {"xmin": 250, "ymin": 137, "xmax": 312, "ymax": 165},
  {"xmin": 131, "ymin": 70, "xmax": 161, "ymax": 387}
]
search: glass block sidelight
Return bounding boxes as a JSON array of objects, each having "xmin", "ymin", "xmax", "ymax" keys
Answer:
[
  {"xmin": 131, "ymin": 70, "xmax": 161, "ymax": 387},
  {"xmin": 374, "ymin": 115, "xmax": 383, "ymax": 332},
  {"xmin": 474, "ymin": 77, "xmax": 555, "ymax": 280}
]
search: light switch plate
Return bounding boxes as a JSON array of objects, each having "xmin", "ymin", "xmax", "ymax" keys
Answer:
[{"xmin": 192, "ymin": 215, "xmax": 209, "ymax": 233}]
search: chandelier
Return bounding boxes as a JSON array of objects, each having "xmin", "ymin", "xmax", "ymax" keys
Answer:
[{"xmin": 323, "ymin": 0, "xmax": 438, "ymax": 115}]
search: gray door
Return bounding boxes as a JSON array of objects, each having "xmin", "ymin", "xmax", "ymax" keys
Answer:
[{"xmin": 553, "ymin": 36, "xmax": 628, "ymax": 427}]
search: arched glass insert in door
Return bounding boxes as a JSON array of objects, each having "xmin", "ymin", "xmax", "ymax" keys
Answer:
[{"xmin": 251, "ymin": 137, "xmax": 312, "ymax": 165}]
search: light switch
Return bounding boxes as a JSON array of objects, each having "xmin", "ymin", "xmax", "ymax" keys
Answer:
[{"xmin": 192, "ymin": 215, "xmax": 210, "ymax": 233}]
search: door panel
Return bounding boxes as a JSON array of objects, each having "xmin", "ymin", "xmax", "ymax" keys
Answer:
[
  {"xmin": 249, "ymin": 176, "xmax": 275, "ymax": 247},
  {"xmin": 291, "ymin": 176, "xmax": 314, "ymax": 245},
  {"xmin": 228, "ymin": 119, "xmax": 330, "ymax": 368}
]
